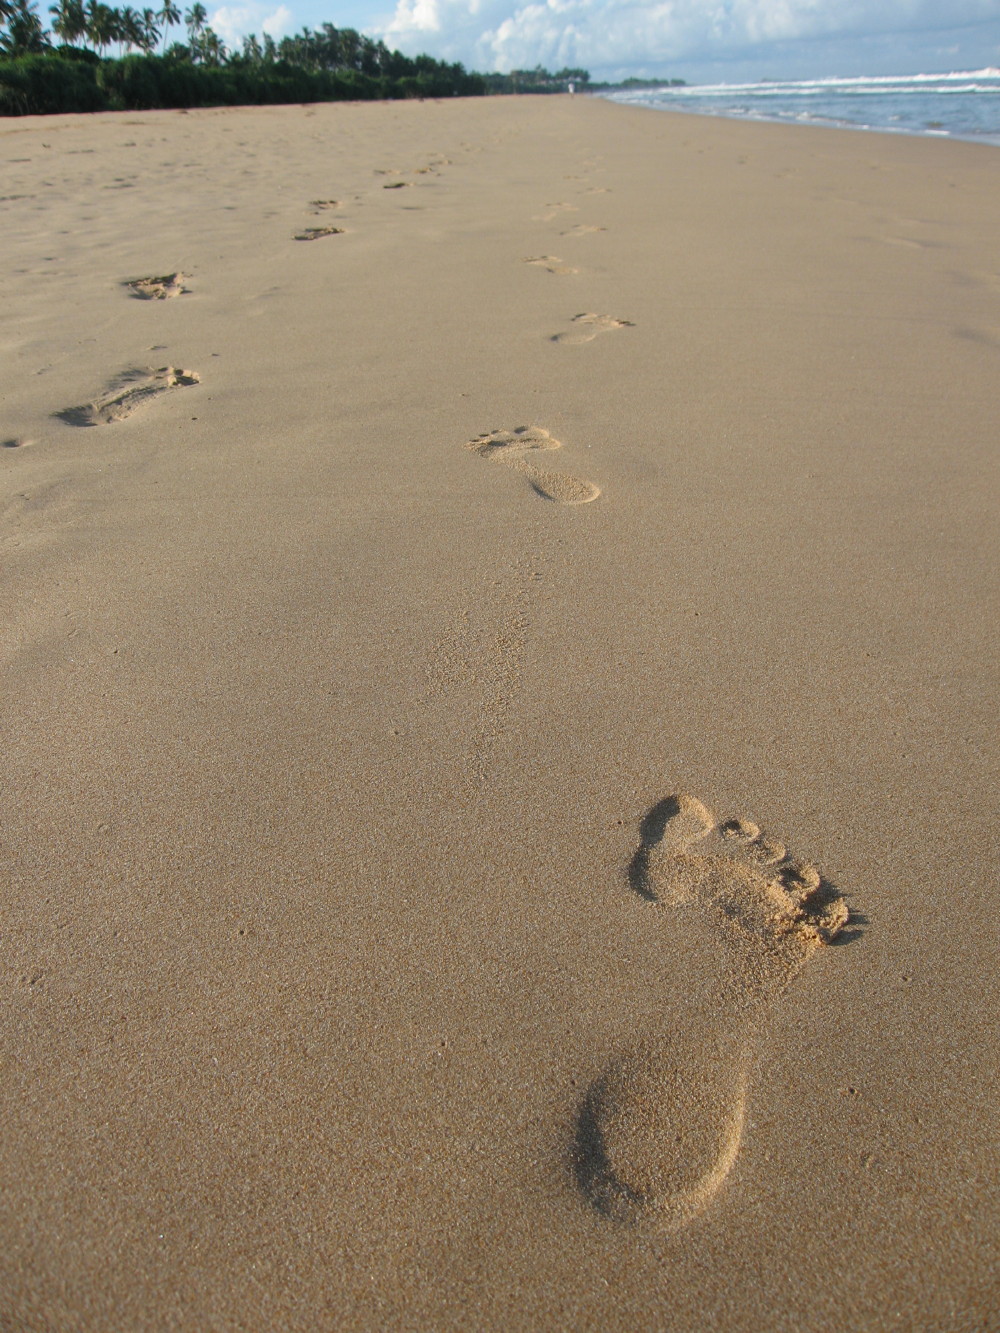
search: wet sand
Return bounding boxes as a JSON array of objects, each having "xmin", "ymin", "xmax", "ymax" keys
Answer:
[{"xmin": 1, "ymin": 95, "xmax": 998, "ymax": 1329}]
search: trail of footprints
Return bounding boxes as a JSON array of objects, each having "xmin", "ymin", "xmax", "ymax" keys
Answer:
[
  {"xmin": 296, "ymin": 196, "xmax": 346, "ymax": 240},
  {"xmin": 481, "ymin": 179, "xmax": 627, "ymax": 502},
  {"xmin": 464, "ymin": 174, "xmax": 853, "ymax": 1237},
  {"xmin": 289, "ymin": 154, "xmax": 453, "ymax": 239},
  {"xmin": 18, "ymin": 153, "xmax": 464, "ymax": 437},
  {"xmin": 7, "ymin": 141, "xmax": 854, "ymax": 1243}
]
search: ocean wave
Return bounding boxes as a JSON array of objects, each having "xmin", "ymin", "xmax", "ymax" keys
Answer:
[
  {"xmin": 604, "ymin": 70, "xmax": 1000, "ymax": 145},
  {"xmin": 619, "ymin": 70, "xmax": 1000, "ymax": 100}
]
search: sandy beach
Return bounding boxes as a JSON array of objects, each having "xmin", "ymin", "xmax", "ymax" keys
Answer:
[{"xmin": 2, "ymin": 94, "xmax": 997, "ymax": 1329}]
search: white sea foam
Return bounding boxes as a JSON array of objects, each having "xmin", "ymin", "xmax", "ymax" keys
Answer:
[
  {"xmin": 627, "ymin": 69, "xmax": 1000, "ymax": 95},
  {"xmin": 604, "ymin": 70, "xmax": 1000, "ymax": 145}
]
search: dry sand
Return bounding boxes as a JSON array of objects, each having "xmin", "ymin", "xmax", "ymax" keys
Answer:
[{"xmin": 1, "ymin": 94, "xmax": 998, "ymax": 1329}]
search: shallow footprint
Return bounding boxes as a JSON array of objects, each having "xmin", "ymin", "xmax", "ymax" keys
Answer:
[
  {"xmin": 523, "ymin": 255, "xmax": 579, "ymax": 275},
  {"xmin": 575, "ymin": 793, "xmax": 849, "ymax": 1234},
  {"xmin": 883, "ymin": 234, "xmax": 946, "ymax": 251},
  {"xmin": 551, "ymin": 312, "xmax": 634, "ymax": 345},
  {"xmin": 56, "ymin": 366, "xmax": 200, "ymax": 426},
  {"xmin": 465, "ymin": 426, "xmax": 599, "ymax": 505},
  {"xmin": 559, "ymin": 223, "xmax": 607, "ymax": 237},
  {"xmin": 124, "ymin": 272, "xmax": 187, "ymax": 300},
  {"xmin": 532, "ymin": 202, "xmax": 579, "ymax": 221}
]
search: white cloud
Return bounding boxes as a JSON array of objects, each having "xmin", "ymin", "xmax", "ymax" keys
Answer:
[
  {"xmin": 378, "ymin": 0, "xmax": 1000, "ymax": 75},
  {"xmin": 262, "ymin": 5, "xmax": 293, "ymax": 34},
  {"xmin": 209, "ymin": 2, "xmax": 293, "ymax": 44},
  {"xmin": 388, "ymin": 0, "xmax": 444, "ymax": 34}
]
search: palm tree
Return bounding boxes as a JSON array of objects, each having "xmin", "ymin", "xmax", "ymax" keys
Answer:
[
  {"xmin": 156, "ymin": 0, "xmax": 176, "ymax": 51},
  {"xmin": 195, "ymin": 19, "xmax": 222, "ymax": 62},
  {"xmin": 183, "ymin": 0, "xmax": 203, "ymax": 42},
  {"xmin": 49, "ymin": 0, "xmax": 86, "ymax": 44},
  {"xmin": 2, "ymin": 0, "xmax": 49, "ymax": 50},
  {"xmin": 84, "ymin": 0, "xmax": 117, "ymax": 55},
  {"xmin": 118, "ymin": 3, "xmax": 142, "ymax": 51},
  {"xmin": 138, "ymin": 4, "xmax": 158, "ymax": 50}
]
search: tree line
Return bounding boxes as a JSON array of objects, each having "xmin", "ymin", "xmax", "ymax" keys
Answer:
[
  {"xmin": 0, "ymin": 0, "xmax": 497, "ymax": 111},
  {"xmin": 480, "ymin": 66, "xmax": 590, "ymax": 94}
]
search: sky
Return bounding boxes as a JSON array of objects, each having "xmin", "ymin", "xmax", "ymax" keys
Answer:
[{"xmin": 207, "ymin": 0, "xmax": 1000, "ymax": 84}]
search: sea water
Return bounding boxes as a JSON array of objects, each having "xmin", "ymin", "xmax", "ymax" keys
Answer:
[{"xmin": 604, "ymin": 70, "xmax": 1000, "ymax": 146}]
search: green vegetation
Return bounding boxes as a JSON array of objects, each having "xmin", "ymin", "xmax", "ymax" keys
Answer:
[
  {"xmin": 589, "ymin": 76, "xmax": 686, "ymax": 90},
  {"xmin": 480, "ymin": 65, "xmax": 590, "ymax": 94},
  {"xmin": 0, "ymin": 1, "xmax": 484, "ymax": 112},
  {"xmin": 0, "ymin": 3, "xmax": 686, "ymax": 115},
  {"xmin": 479, "ymin": 69, "xmax": 685, "ymax": 94}
]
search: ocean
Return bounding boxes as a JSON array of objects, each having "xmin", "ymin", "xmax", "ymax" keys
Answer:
[{"xmin": 603, "ymin": 70, "xmax": 1000, "ymax": 146}]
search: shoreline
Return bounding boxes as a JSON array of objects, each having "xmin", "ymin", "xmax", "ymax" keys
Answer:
[
  {"xmin": 596, "ymin": 68, "xmax": 1000, "ymax": 148},
  {"xmin": 597, "ymin": 94, "xmax": 1000, "ymax": 147}
]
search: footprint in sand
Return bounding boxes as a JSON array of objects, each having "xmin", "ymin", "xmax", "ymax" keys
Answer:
[
  {"xmin": 575, "ymin": 794, "xmax": 849, "ymax": 1234},
  {"xmin": 559, "ymin": 223, "xmax": 607, "ymax": 237},
  {"xmin": 523, "ymin": 255, "xmax": 578, "ymax": 276},
  {"xmin": 295, "ymin": 225, "xmax": 345, "ymax": 241},
  {"xmin": 883, "ymin": 234, "xmax": 946, "ymax": 251},
  {"xmin": 124, "ymin": 272, "xmax": 187, "ymax": 300},
  {"xmin": 55, "ymin": 366, "xmax": 200, "ymax": 426},
  {"xmin": 551, "ymin": 313, "xmax": 634, "ymax": 346},
  {"xmin": 952, "ymin": 324, "xmax": 1000, "ymax": 348},
  {"xmin": 465, "ymin": 426, "xmax": 599, "ymax": 505},
  {"xmin": 309, "ymin": 199, "xmax": 342, "ymax": 212},
  {"xmin": 532, "ymin": 202, "xmax": 579, "ymax": 222}
]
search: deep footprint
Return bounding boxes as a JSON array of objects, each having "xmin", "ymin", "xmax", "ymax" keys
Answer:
[
  {"xmin": 56, "ymin": 366, "xmax": 200, "ymax": 426},
  {"xmin": 551, "ymin": 313, "xmax": 634, "ymax": 345},
  {"xmin": 465, "ymin": 426, "xmax": 600, "ymax": 505},
  {"xmin": 575, "ymin": 793, "xmax": 849, "ymax": 1234},
  {"xmin": 124, "ymin": 272, "xmax": 187, "ymax": 300},
  {"xmin": 294, "ymin": 225, "xmax": 345, "ymax": 241}
]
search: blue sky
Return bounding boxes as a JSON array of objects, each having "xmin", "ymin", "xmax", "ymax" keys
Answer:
[{"xmin": 207, "ymin": 0, "xmax": 1000, "ymax": 83}]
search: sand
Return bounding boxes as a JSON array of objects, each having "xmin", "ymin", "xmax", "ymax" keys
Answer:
[{"xmin": 1, "ymin": 94, "xmax": 998, "ymax": 1329}]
